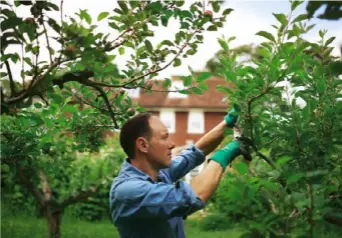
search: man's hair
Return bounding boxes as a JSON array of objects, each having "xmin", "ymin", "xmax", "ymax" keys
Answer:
[{"xmin": 120, "ymin": 113, "xmax": 152, "ymax": 158}]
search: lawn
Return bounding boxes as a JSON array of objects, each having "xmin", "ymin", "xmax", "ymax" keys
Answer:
[{"xmin": 1, "ymin": 213, "xmax": 242, "ymax": 238}]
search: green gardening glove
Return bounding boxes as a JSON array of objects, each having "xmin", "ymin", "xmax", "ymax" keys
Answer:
[
  {"xmin": 224, "ymin": 108, "xmax": 238, "ymax": 128},
  {"xmin": 209, "ymin": 140, "xmax": 241, "ymax": 169}
]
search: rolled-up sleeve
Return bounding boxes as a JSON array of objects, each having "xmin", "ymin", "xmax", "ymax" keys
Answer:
[
  {"xmin": 111, "ymin": 179, "xmax": 204, "ymax": 223},
  {"xmin": 163, "ymin": 145, "xmax": 205, "ymax": 182}
]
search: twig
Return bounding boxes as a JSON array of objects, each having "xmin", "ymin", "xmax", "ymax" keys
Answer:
[
  {"xmin": 74, "ymin": 94, "xmax": 118, "ymax": 115},
  {"xmin": 56, "ymin": 0, "xmax": 65, "ymax": 67},
  {"xmin": 120, "ymin": 35, "xmax": 194, "ymax": 88},
  {"xmin": 83, "ymin": 80, "xmax": 119, "ymax": 129},
  {"xmin": 21, "ymin": 44, "xmax": 25, "ymax": 89},
  {"xmin": 1, "ymin": 50, "xmax": 16, "ymax": 96},
  {"xmin": 42, "ymin": 17, "xmax": 53, "ymax": 64}
]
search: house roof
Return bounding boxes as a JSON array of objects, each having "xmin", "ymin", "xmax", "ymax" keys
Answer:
[{"xmin": 135, "ymin": 75, "xmax": 233, "ymax": 109}]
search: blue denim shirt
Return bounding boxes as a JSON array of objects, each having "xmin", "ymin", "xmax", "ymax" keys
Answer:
[{"xmin": 109, "ymin": 145, "xmax": 206, "ymax": 238}]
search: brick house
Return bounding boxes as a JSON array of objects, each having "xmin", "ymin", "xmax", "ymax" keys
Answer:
[{"xmin": 129, "ymin": 75, "xmax": 232, "ymax": 181}]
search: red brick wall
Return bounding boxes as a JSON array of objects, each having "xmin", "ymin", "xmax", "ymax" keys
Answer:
[{"xmin": 169, "ymin": 111, "xmax": 226, "ymax": 147}]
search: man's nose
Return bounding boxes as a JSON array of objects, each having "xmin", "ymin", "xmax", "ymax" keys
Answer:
[{"xmin": 169, "ymin": 141, "xmax": 175, "ymax": 149}]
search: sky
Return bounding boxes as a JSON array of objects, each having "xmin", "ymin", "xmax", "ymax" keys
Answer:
[{"xmin": 7, "ymin": 0, "xmax": 342, "ymax": 81}]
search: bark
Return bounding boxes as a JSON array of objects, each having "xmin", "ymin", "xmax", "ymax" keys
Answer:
[{"xmin": 46, "ymin": 209, "xmax": 62, "ymax": 238}]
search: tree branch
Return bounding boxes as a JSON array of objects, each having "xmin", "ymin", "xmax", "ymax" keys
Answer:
[
  {"xmin": 59, "ymin": 186, "xmax": 100, "ymax": 210},
  {"xmin": 91, "ymin": 84, "xmax": 119, "ymax": 129},
  {"xmin": 1, "ymin": 50, "xmax": 16, "ymax": 96},
  {"xmin": 39, "ymin": 170, "xmax": 52, "ymax": 201},
  {"xmin": 16, "ymin": 165, "xmax": 45, "ymax": 206}
]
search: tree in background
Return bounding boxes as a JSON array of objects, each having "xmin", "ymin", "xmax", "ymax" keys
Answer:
[
  {"xmin": 1, "ymin": 1, "xmax": 232, "ymax": 237},
  {"xmin": 307, "ymin": 1, "xmax": 342, "ymax": 20}
]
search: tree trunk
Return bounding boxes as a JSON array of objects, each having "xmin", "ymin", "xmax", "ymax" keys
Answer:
[{"xmin": 46, "ymin": 210, "xmax": 61, "ymax": 238}]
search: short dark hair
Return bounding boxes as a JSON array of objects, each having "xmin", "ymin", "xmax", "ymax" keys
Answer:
[{"xmin": 119, "ymin": 113, "xmax": 152, "ymax": 158}]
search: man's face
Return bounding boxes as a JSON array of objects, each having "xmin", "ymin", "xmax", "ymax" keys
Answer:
[{"xmin": 146, "ymin": 116, "xmax": 175, "ymax": 169}]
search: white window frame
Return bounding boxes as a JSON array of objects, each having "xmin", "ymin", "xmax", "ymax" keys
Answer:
[
  {"xmin": 125, "ymin": 88, "xmax": 140, "ymax": 98},
  {"xmin": 159, "ymin": 109, "xmax": 176, "ymax": 133},
  {"xmin": 168, "ymin": 81, "xmax": 188, "ymax": 99},
  {"xmin": 187, "ymin": 110, "xmax": 204, "ymax": 134}
]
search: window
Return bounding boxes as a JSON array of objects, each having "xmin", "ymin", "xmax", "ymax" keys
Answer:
[
  {"xmin": 188, "ymin": 110, "xmax": 204, "ymax": 134},
  {"xmin": 125, "ymin": 88, "xmax": 140, "ymax": 98},
  {"xmin": 159, "ymin": 110, "xmax": 176, "ymax": 133},
  {"xmin": 168, "ymin": 81, "xmax": 188, "ymax": 99}
]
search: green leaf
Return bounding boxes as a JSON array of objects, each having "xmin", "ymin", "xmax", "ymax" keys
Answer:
[
  {"xmin": 256, "ymin": 31, "xmax": 276, "ymax": 43},
  {"xmin": 196, "ymin": 35, "xmax": 203, "ymax": 41},
  {"xmin": 32, "ymin": 46, "xmax": 39, "ymax": 54},
  {"xmin": 181, "ymin": 76, "xmax": 192, "ymax": 86},
  {"xmin": 317, "ymin": 79, "xmax": 326, "ymax": 93},
  {"xmin": 218, "ymin": 38, "xmax": 229, "ymax": 51},
  {"xmin": 228, "ymin": 36, "xmax": 236, "ymax": 43},
  {"xmin": 276, "ymin": 156, "xmax": 291, "ymax": 166},
  {"xmin": 129, "ymin": 1, "xmax": 139, "ymax": 9},
  {"xmin": 144, "ymin": 40, "xmax": 153, "ymax": 52},
  {"xmin": 292, "ymin": 14, "xmax": 308, "ymax": 24},
  {"xmin": 233, "ymin": 103, "xmax": 241, "ymax": 113},
  {"xmin": 161, "ymin": 40, "xmax": 174, "ymax": 46},
  {"xmin": 63, "ymin": 104, "xmax": 78, "ymax": 113},
  {"xmin": 10, "ymin": 53, "xmax": 19, "ymax": 63},
  {"xmin": 212, "ymin": 2, "xmax": 220, "ymax": 13},
  {"xmin": 118, "ymin": 1, "xmax": 129, "ymax": 14},
  {"xmin": 216, "ymin": 85, "xmax": 231, "ymax": 93},
  {"xmin": 179, "ymin": 89, "xmax": 189, "ymax": 95},
  {"xmin": 97, "ymin": 12, "xmax": 109, "ymax": 21},
  {"xmin": 234, "ymin": 162, "xmax": 248, "ymax": 174},
  {"xmin": 198, "ymin": 82, "xmax": 208, "ymax": 91},
  {"xmin": 325, "ymin": 36, "xmax": 335, "ymax": 47},
  {"xmin": 287, "ymin": 172, "xmax": 305, "ymax": 185},
  {"xmin": 0, "ymin": 72, "xmax": 8, "ymax": 78},
  {"xmin": 173, "ymin": 58, "xmax": 181, "ymax": 67},
  {"xmin": 24, "ymin": 57, "xmax": 33, "ymax": 66},
  {"xmin": 162, "ymin": 78, "xmax": 171, "ymax": 88},
  {"xmin": 186, "ymin": 49, "xmax": 196, "ymax": 55},
  {"xmin": 192, "ymin": 87, "xmax": 202, "ymax": 95},
  {"xmin": 197, "ymin": 72, "xmax": 211, "ymax": 82},
  {"xmin": 224, "ymin": 71, "xmax": 237, "ymax": 83},
  {"xmin": 175, "ymin": 0, "xmax": 184, "ymax": 7},
  {"xmin": 119, "ymin": 47, "xmax": 125, "ymax": 55},
  {"xmin": 207, "ymin": 25, "xmax": 217, "ymax": 31},
  {"xmin": 291, "ymin": 0, "xmax": 303, "ymax": 11},
  {"xmin": 80, "ymin": 10, "xmax": 92, "ymax": 24},
  {"xmin": 223, "ymin": 8, "xmax": 234, "ymax": 16},
  {"xmin": 109, "ymin": 22, "xmax": 119, "ymax": 30},
  {"xmin": 273, "ymin": 13, "xmax": 288, "ymax": 26}
]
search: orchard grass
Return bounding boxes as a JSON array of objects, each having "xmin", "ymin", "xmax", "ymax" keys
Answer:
[{"xmin": 1, "ymin": 209, "xmax": 241, "ymax": 238}]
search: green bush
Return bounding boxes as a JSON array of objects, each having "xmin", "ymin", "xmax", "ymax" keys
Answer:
[{"xmin": 199, "ymin": 212, "xmax": 235, "ymax": 231}]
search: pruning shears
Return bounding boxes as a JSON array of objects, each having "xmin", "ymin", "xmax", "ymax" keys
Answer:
[{"xmin": 233, "ymin": 125, "xmax": 253, "ymax": 163}]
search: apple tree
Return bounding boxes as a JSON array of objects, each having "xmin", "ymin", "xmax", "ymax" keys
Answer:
[
  {"xmin": 203, "ymin": 1, "xmax": 342, "ymax": 237},
  {"xmin": 0, "ymin": 0, "xmax": 232, "ymax": 237}
]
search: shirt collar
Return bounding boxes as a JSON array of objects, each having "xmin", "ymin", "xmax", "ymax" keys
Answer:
[{"xmin": 120, "ymin": 158, "xmax": 156, "ymax": 182}]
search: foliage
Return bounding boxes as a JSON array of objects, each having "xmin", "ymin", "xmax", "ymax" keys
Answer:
[
  {"xmin": 307, "ymin": 1, "xmax": 342, "ymax": 20},
  {"xmin": 204, "ymin": 1, "xmax": 342, "ymax": 237},
  {"xmin": 1, "ymin": 1, "xmax": 232, "ymax": 237}
]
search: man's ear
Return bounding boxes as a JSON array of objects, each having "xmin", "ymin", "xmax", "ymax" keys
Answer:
[{"xmin": 136, "ymin": 137, "xmax": 149, "ymax": 154}]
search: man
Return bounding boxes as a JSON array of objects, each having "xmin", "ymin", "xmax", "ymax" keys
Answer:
[{"xmin": 110, "ymin": 111, "xmax": 241, "ymax": 238}]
